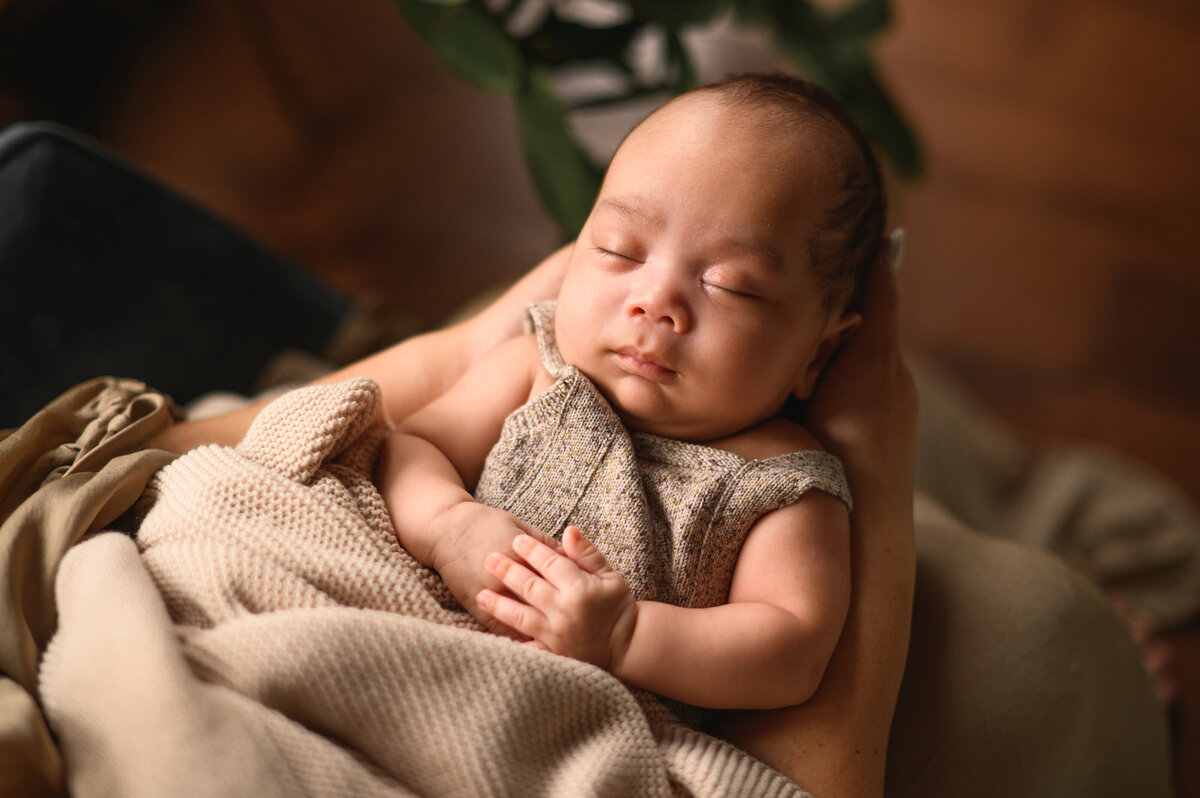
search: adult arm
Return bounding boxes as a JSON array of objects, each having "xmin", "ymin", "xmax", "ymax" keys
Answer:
[
  {"xmin": 712, "ymin": 255, "xmax": 918, "ymax": 798},
  {"xmin": 148, "ymin": 245, "xmax": 571, "ymax": 454}
]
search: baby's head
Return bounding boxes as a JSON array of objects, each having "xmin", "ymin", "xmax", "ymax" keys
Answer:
[
  {"xmin": 697, "ymin": 73, "xmax": 886, "ymax": 311},
  {"xmin": 555, "ymin": 73, "xmax": 887, "ymax": 442}
]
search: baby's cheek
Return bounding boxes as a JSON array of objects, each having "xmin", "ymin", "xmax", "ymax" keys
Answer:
[
  {"xmin": 554, "ymin": 314, "xmax": 603, "ymax": 381},
  {"xmin": 555, "ymin": 318, "xmax": 584, "ymax": 363}
]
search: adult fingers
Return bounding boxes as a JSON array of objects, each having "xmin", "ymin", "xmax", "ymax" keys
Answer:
[
  {"xmin": 884, "ymin": 227, "xmax": 906, "ymax": 274},
  {"xmin": 846, "ymin": 250, "xmax": 902, "ymax": 359},
  {"xmin": 805, "ymin": 234, "xmax": 917, "ymax": 474}
]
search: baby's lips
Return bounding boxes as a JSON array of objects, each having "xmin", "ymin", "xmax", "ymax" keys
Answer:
[{"xmin": 616, "ymin": 348, "xmax": 677, "ymax": 378}]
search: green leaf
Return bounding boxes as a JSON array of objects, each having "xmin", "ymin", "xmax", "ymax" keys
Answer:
[
  {"xmin": 747, "ymin": 0, "xmax": 886, "ymax": 45},
  {"xmin": 801, "ymin": 38, "xmax": 875, "ymax": 75},
  {"xmin": 775, "ymin": 34, "xmax": 923, "ymax": 175},
  {"xmin": 664, "ymin": 29, "xmax": 697, "ymax": 93},
  {"xmin": 834, "ymin": 68, "xmax": 923, "ymax": 176},
  {"xmin": 519, "ymin": 15, "xmax": 642, "ymax": 66},
  {"xmin": 757, "ymin": 0, "xmax": 828, "ymax": 45},
  {"xmin": 514, "ymin": 70, "xmax": 604, "ymax": 237},
  {"xmin": 731, "ymin": 0, "xmax": 773, "ymax": 27},
  {"xmin": 391, "ymin": 0, "xmax": 523, "ymax": 93},
  {"xmin": 827, "ymin": 0, "xmax": 890, "ymax": 39},
  {"xmin": 628, "ymin": 0, "xmax": 732, "ymax": 28}
]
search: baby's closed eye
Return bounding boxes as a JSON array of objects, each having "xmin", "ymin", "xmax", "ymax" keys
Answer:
[
  {"xmin": 701, "ymin": 267, "xmax": 767, "ymax": 301},
  {"xmin": 593, "ymin": 246, "xmax": 641, "ymax": 264}
]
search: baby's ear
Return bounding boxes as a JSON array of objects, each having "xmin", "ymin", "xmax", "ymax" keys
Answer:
[{"xmin": 793, "ymin": 311, "xmax": 862, "ymax": 400}]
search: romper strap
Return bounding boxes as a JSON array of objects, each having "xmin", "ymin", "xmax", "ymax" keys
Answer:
[
  {"xmin": 738, "ymin": 450, "xmax": 853, "ymax": 513},
  {"xmin": 526, "ymin": 300, "xmax": 570, "ymax": 378},
  {"xmin": 788, "ymin": 450, "xmax": 853, "ymax": 510}
]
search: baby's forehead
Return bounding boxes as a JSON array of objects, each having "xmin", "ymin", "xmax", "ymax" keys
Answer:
[
  {"xmin": 661, "ymin": 90, "xmax": 844, "ymax": 141},
  {"xmin": 631, "ymin": 94, "xmax": 850, "ymax": 179}
]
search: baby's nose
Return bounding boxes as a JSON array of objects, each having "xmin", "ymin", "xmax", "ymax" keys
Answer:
[{"xmin": 626, "ymin": 278, "xmax": 689, "ymax": 332}]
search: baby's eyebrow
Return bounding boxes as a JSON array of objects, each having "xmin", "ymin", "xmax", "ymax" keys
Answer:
[
  {"xmin": 595, "ymin": 196, "xmax": 784, "ymax": 272},
  {"xmin": 595, "ymin": 197, "xmax": 663, "ymax": 227},
  {"xmin": 723, "ymin": 237, "xmax": 785, "ymax": 273}
]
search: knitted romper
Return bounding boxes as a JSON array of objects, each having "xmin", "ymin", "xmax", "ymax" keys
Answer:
[{"xmin": 475, "ymin": 301, "xmax": 852, "ymax": 725}]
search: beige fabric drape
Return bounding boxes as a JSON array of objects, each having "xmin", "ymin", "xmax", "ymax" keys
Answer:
[{"xmin": 0, "ymin": 378, "xmax": 178, "ymax": 798}]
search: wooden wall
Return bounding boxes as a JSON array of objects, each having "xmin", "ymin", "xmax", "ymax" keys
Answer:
[{"xmin": 879, "ymin": 0, "xmax": 1200, "ymax": 509}]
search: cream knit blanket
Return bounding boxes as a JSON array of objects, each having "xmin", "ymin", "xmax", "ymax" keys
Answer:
[{"xmin": 37, "ymin": 378, "xmax": 805, "ymax": 798}]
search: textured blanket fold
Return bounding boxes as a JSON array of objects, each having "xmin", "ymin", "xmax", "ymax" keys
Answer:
[
  {"xmin": 0, "ymin": 376, "xmax": 179, "ymax": 798},
  {"xmin": 38, "ymin": 378, "xmax": 804, "ymax": 798}
]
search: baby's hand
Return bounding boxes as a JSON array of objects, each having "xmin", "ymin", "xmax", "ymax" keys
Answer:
[
  {"xmin": 476, "ymin": 526, "xmax": 637, "ymax": 670},
  {"xmin": 428, "ymin": 502, "xmax": 557, "ymax": 638}
]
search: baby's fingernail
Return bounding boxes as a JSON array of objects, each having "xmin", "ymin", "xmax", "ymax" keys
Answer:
[
  {"xmin": 485, "ymin": 553, "xmax": 502, "ymax": 569},
  {"xmin": 513, "ymin": 534, "xmax": 532, "ymax": 552},
  {"xmin": 476, "ymin": 590, "xmax": 492, "ymax": 608}
]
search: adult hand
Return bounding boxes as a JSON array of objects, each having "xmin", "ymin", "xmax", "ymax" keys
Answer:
[{"xmin": 804, "ymin": 247, "xmax": 918, "ymax": 494}]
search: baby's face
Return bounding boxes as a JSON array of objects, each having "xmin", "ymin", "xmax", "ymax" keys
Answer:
[{"xmin": 556, "ymin": 94, "xmax": 858, "ymax": 443}]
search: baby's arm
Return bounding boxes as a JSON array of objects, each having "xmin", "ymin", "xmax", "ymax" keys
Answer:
[
  {"xmin": 376, "ymin": 333, "xmax": 552, "ymax": 630},
  {"xmin": 631, "ymin": 490, "xmax": 851, "ymax": 708},
  {"xmin": 479, "ymin": 487, "xmax": 851, "ymax": 709}
]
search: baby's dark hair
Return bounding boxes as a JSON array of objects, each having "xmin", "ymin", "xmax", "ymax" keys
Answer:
[{"xmin": 694, "ymin": 72, "xmax": 886, "ymax": 311}]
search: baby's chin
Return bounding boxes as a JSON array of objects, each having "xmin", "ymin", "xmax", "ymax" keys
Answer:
[
  {"xmin": 584, "ymin": 368, "xmax": 746, "ymax": 443},
  {"xmin": 609, "ymin": 401, "xmax": 743, "ymax": 444}
]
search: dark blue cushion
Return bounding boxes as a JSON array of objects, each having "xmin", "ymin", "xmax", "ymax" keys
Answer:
[{"xmin": 0, "ymin": 122, "xmax": 351, "ymax": 427}]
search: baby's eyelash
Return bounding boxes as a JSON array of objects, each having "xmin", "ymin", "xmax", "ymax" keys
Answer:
[
  {"xmin": 594, "ymin": 247, "xmax": 630, "ymax": 260},
  {"xmin": 704, "ymin": 280, "xmax": 758, "ymax": 300},
  {"xmin": 594, "ymin": 247, "xmax": 645, "ymax": 265}
]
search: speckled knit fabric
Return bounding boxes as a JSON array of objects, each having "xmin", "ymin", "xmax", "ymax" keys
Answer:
[
  {"xmin": 477, "ymin": 301, "xmax": 851, "ymax": 610},
  {"xmin": 37, "ymin": 377, "xmax": 808, "ymax": 798}
]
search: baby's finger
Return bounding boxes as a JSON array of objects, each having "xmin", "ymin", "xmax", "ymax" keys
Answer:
[
  {"xmin": 513, "ymin": 533, "xmax": 583, "ymax": 589},
  {"xmin": 471, "ymin": 608, "xmax": 528, "ymax": 641},
  {"xmin": 561, "ymin": 525, "xmax": 613, "ymax": 575},
  {"xmin": 476, "ymin": 589, "xmax": 546, "ymax": 640},
  {"xmin": 514, "ymin": 519, "xmax": 563, "ymax": 553},
  {"xmin": 486, "ymin": 551, "xmax": 557, "ymax": 608}
]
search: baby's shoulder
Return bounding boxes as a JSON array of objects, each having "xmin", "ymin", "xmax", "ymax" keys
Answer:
[
  {"xmin": 484, "ymin": 331, "xmax": 540, "ymax": 372},
  {"xmin": 488, "ymin": 332, "xmax": 558, "ymax": 400},
  {"xmin": 458, "ymin": 332, "xmax": 542, "ymax": 398},
  {"xmin": 712, "ymin": 416, "xmax": 824, "ymax": 462}
]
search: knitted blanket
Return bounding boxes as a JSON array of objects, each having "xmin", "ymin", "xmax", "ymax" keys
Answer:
[{"xmin": 38, "ymin": 378, "xmax": 804, "ymax": 798}]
